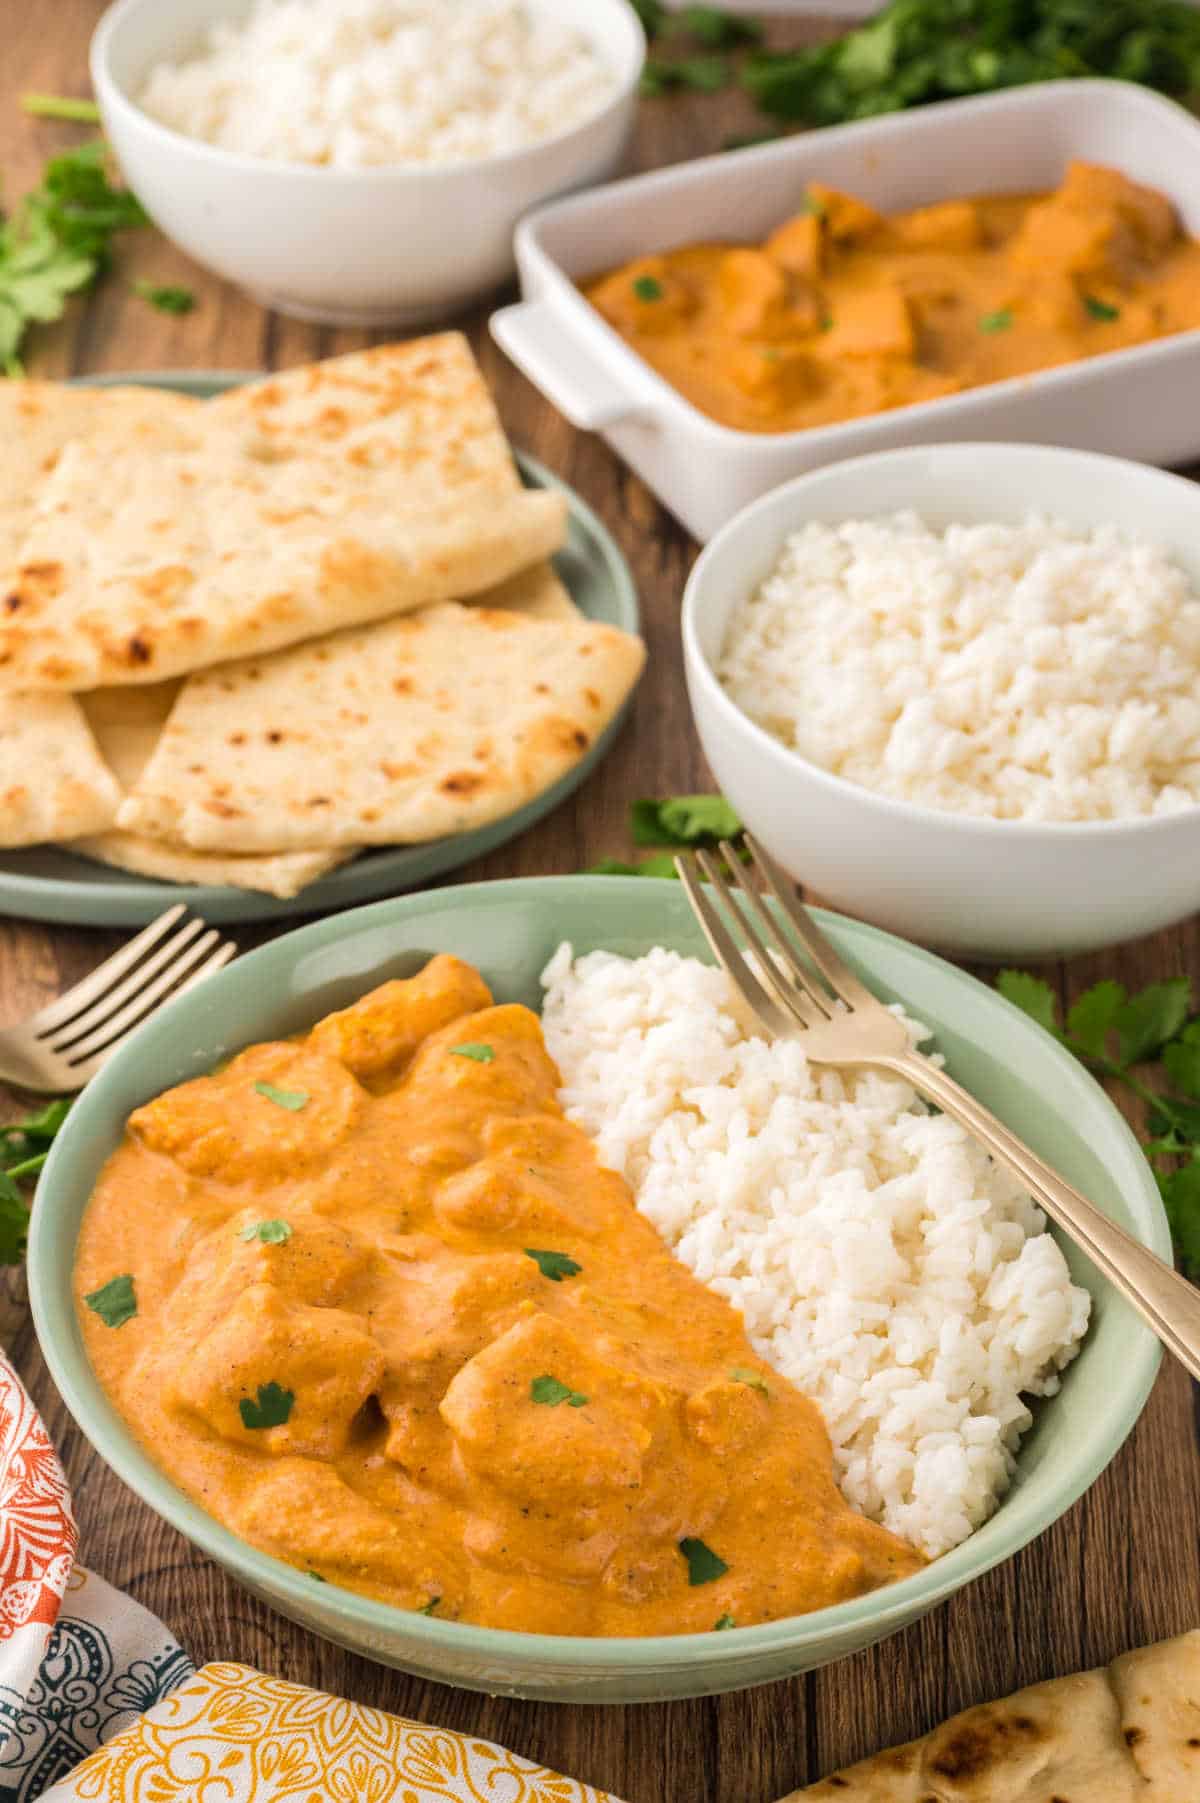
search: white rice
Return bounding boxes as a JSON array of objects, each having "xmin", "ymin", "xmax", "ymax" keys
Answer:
[
  {"xmin": 717, "ymin": 511, "xmax": 1200, "ymax": 823},
  {"xmin": 139, "ymin": 0, "xmax": 618, "ymax": 169},
  {"xmin": 541, "ymin": 943, "xmax": 1091, "ymax": 1559}
]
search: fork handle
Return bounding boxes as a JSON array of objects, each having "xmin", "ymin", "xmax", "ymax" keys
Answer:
[{"xmin": 887, "ymin": 1052, "xmax": 1200, "ymax": 1385}]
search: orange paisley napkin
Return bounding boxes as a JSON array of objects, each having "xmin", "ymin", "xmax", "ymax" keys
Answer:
[{"xmin": 40, "ymin": 1661, "xmax": 622, "ymax": 1803}]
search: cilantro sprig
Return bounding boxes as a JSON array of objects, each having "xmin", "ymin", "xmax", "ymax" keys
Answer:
[
  {"xmin": 590, "ymin": 795, "xmax": 744, "ymax": 878},
  {"xmin": 996, "ymin": 971, "xmax": 1200, "ymax": 1274},
  {"xmin": 0, "ymin": 140, "xmax": 147, "ymax": 375},
  {"xmin": 0, "ymin": 1097, "xmax": 72, "ymax": 1264},
  {"xmin": 741, "ymin": 0, "xmax": 1200, "ymax": 128}
]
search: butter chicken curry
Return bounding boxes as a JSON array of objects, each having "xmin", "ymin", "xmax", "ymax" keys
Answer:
[
  {"xmin": 76, "ymin": 955, "xmax": 923, "ymax": 1636},
  {"xmin": 584, "ymin": 161, "xmax": 1200, "ymax": 434}
]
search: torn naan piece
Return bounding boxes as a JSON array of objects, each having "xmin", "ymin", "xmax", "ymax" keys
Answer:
[
  {"xmin": 70, "ymin": 683, "xmax": 358, "ymax": 899},
  {"xmin": 117, "ymin": 602, "xmax": 646, "ymax": 852},
  {"xmin": 0, "ymin": 380, "xmax": 202, "ymax": 569},
  {"xmin": 472, "ymin": 563, "xmax": 580, "ymax": 622},
  {"xmin": 787, "ymin": 1629, "xmax": 1200, "ymax": 1800},
  {"xmin": 209, "ymin": 338, "xmax": 581, "ymax": 626},
  {"xmin": 0, "ymin": 439, "xmax": 567, "ymax": 692},
  {"xmin": 203, "ymin": 336, "xmax": 520, "ymax": 489},
  {"xmin": 0, "ymin": 384, "xmax": 198, "ymax": 848},
  {"xmin": 0, "ymin": 693, "xmax": 119, "ymax": 847}
]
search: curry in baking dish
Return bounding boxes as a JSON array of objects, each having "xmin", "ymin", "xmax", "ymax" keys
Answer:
[
  {"xmin": 583, "ymin": 161, "xmax": 1200, "ymax": 435},
  {"xmin": 75, "ymin": 955, "xmax": 923, "ymax": 1637}
]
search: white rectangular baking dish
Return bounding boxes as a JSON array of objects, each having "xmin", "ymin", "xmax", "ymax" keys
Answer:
[{"xmin": 492, "ymin": 80, "xmax": 1200, "ymax": 540}]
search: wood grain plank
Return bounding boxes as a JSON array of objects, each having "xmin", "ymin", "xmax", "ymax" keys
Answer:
[{"xmin": 0, "ymin": 7, "xmax": 1197, "ymax": 1800}]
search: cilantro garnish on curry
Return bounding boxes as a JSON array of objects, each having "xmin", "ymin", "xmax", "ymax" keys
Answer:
[{"xmin": 74, "ymin": 955, "xmax": 922, "ymax": 1635}]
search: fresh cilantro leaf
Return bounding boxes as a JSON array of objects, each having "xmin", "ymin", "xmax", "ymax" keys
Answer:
[
  {"xmin": 1164, "ymin": 1027, "xmax": 1200, "ymax": 1099},
  {"xmin": 0, "ymin": 1174, "xmax": 30, "ymax": 1265},
  {"xmin": 22, "ymin": 94, "xmax": 102, "ymax": 123},
  {"xmin": 307, "ymin": 1569, "xmax": 327, "ymax": 1582},
  {"xmin": 133, "ymin": 280, "xmax": 195, "ymax": 314},
  {"xmin": 6, "ymin": 1097, "xmax": 72, "ymax": 1143},
  {"xmin": 679, "ymin": 1537, "xmax": 728, "ymax": 1585},
  {"xmin": 530, "ymin": 1375, "xmax": 588, "ymax": 1408},
  {"xmin": 632, "ymin": 274, "xmax": 664, "ymax": 301},
  {"xmin": 978, "ymin": 308, "xmax": 1013, "ymax": 332},
  {"xmin": 589, "ymin": 854, "xmax": 680, "ymax": 879},
  {"xmin": 1084, "ymin": 293, "xmax": 1120, "ymax": 321},
  {"xmin": 449, "ymin": 1043, "xmax": 495, "ymax": 1063},
  {"xmin": 3, "ymin": 1153, "xmax": 46, "ymax": 1181},
  {"xmin": 253, "ymin": 1081, "xmax": 309, "ymax": 1110},
  {"xmin": 642, "ymin": 54, "xmax": 730, "ymax": 93},
  {"xmin": 723, "ymin": 131, "xmax": 780, "ymax": 152},
  {"xmin": 418, "ymin": 1595, "xmax": 441, "ymax": 1615},
  {"xmin": 1160, "ymin": 1162, "xmax": 1200, "ymax": 1278},
  {"xmin": 629, "ymin": 0, "xmax": 666, "ymax": 39},
  {"xmin": 0, "ymin": 140, "xmax": 146, "ymax": 374},
  {"xmin": 239, "ymin": 1382, "xmax": 294, "ymax": 1430},
  {"xmin": 633, "ymin": 794, "xmax": 743, "ymax": 847},
  {"xmin": 1064, "ymin": 980, "xmax": 1126, "ymax": 1061},
  {"xmin": 524, "ymin": 1249, "xmax": 582, "ymax": 1282},
  {"xmin": 1114, "ymin": 980, "xmax": 1190, "ymax": 1066},
  {"xmin": 671, "ymin": 7, "xmax": 763, "ymax": 49},
  {"xmin": 730, "ymin": 1366, "xmax": 769, "ymax": 1395},
  {"xmin": 995, "ymin": 970, "xmax": 1059, "ymax": 1036},
  {"xmin": 84, "ymin": 1273, "xmax": 136, "ymax": 1328},
  {"xmin": 239, "ymin": 1219, "xmax": 292, "ymax": 1245},
  {"xmin": 713, "ymin": 1612, "xmax": 737, "ymax": 1630}
]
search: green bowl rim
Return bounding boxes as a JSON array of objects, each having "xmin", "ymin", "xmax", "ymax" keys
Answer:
[{"xmin": 28, "ymin": 876, "xmax": 1167, "ymax": 1673}]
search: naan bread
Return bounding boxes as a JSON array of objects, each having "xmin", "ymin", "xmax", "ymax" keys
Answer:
[
  {"xmin": 0, "ymin": 693, "xmax": 119, "ymax": 847},
  {"xmin": 0, "ymin": 385, "xmax": 196, "ymax": 848},
  {"xmin": 0, "ymin": 439, "xmax": 566, "ymax": 691},
  {"xmin": 209, "ymin": 338, "xmax": 581, "ymax": 622},
  {"xmin": 116, "ymin": 602, "xmax": 646, "ymax": 852},
  {"xmin": 0, "ymin": 381, "xmax": 201, "ymax": 569},
  {"xmin": 204, "ymin": 337, "xmax": 519, "ymax": 490},
  {"xmin": 73, "ymin": 684, "xmax": 357, "ymax": 898},
  {"xmin": 471, "ymin": 563, "xmax": 580, "ymax": 622},
  {"xmin": 787, "ymin": 1630, "xmax": 1200, "ymax": 1800}
]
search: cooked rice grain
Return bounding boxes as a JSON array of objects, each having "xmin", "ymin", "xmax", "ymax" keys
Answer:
[{"xmin": 541, "ymin": 943, "xmax": 1090, "ymax": 1558}]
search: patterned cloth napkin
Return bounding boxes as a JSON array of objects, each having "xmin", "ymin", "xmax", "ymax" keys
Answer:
[{"xmin": 0, "ymin": 1352, "xmax": 618, "ymax": 1801}]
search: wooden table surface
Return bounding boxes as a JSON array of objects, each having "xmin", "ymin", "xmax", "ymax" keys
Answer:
[{"xmin": 4, "ymin": 6, "xmax": 1200, "ymax": 1799}]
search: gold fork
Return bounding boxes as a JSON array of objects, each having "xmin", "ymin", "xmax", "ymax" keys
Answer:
[{"xmin": 676, "ymin": 833, "xmax": 1200, "ymax": 1385}]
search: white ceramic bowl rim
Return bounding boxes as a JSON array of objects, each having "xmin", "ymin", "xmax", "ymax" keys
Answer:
[
  {"xmin": 90, "ymin": 0, "xmax": 645, "ymax": 184},
  {"xmin": 684, "ymin": 440, "xmax": 1200, "ymax": 842}
]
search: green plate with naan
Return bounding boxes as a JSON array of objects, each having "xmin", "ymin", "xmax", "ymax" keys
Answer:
[{"xmin": 0, "ymin": 373, "xmax": 639, "ymax": 927}]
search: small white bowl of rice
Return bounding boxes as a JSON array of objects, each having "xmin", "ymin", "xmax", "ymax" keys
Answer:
[
  {"xmin": 683, "ymin": 443, "xmax": 1200, "ymax": 961},
  {"xmin": 90, "ymin": 0, "xmax": 643, "ymax": 325}
]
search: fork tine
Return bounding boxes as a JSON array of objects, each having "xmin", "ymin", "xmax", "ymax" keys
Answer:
[
  {"xmin": 743, "ymin": 834, "xmax": 878, "ymax": 1010},
  {"xmin": 42, "ymin": 916, "xmax": 207, "ymax": 1051},
  {"xmin": 61, "ymin": 930, "xmax": 227, "ymax": 1065},
  {"xmin": 31, "ymin": 905, "xmax": 190, "ymax": 1035},
  {"xmin": 65, "ymin": 941, "xmax": 238, "ymax": 1085},
  {"xmin": 694, "ymin": 850, "xmax": 826, "ymax": 1031},
  {"xmin": 675, "ymin": 856, "xmax": 799, "ymax": 1041},
  {"xmin": 718, "ymin": 840, "xmax": 837, "ymax": 1021}
]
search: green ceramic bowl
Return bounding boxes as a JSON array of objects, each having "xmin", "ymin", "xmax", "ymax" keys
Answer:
[{"xmin": 29, "ymin": 878, "xmax": 1168, "ymax": 1704}]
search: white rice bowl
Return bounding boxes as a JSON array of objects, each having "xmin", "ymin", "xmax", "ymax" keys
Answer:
[{"xmin": 541, "ymin": 942, "xmax": 1091, "ymax": 1561}]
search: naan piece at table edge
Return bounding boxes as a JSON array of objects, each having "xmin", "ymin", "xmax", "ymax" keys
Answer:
[{"xmin": 786, "ymin": 1629, "xmax": 1200, "ymax": 1800}]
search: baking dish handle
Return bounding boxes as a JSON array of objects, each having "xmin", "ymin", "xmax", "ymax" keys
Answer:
[{"xmin": 491, "ymin": 299, "xmax": 648, "ymax": 432}]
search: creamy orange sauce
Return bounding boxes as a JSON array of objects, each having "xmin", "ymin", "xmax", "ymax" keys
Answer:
[
  {"xmin": 584, "ymin": 161, "xmax": 1200, "ymax": 434},
  {"xmin": 75, "ymin": 955, "xmax": 923, "ymax": 1637}
]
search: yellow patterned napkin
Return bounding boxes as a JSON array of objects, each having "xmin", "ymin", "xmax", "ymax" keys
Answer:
[{"xmin": 41, "ymin": 1661, "xmax": 622, "ymax": 1803}]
